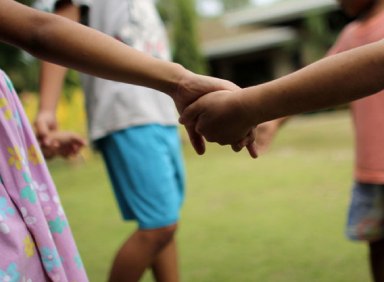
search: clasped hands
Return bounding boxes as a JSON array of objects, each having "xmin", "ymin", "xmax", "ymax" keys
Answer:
[
  {"xmin": 174, "ymin": 70, "xmax": 258, "ymax": 158},
  {"xmin": 34, "ymin": 67, "xmax": 259, "ymax": 159}
]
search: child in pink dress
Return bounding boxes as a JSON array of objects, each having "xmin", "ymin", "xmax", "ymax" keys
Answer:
[{"xmin": 0, "ymin": 69, "xmax": 88, "ymax": 281}]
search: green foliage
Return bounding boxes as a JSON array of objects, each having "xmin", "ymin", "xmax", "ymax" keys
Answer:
[
  {"xmin": 302, "ymin": 14, "xmax": 343, "ymax": 63},
  {"xmin": 0, "ymin": 0, "xmax": 81, "ymax": 96},
  {"xmin": 0, "ymin": 0, "xmax": 39, "ymax": 93},
  {"xmin": 0, "ymin": 44, "xmax": 39, "ymax": 93},
  {"xmin": 220, "ymin": 0, "xmax": 250, "ymax": 11},
  {"xmin": 156, "ymin": 0, "xmax": 175, "ymax": 23},
  {"xmin": 172, "ymin": 0, "xmax": 207, "ymax": 74}
]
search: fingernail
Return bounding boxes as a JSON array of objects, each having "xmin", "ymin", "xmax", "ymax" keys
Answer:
[{"xmin": 178, "ymin": 116, "xmax": 184, "ymax": 124}]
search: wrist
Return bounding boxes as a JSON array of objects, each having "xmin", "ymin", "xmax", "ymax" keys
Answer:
[
  {"xmin": 242, "ymin": 82, "xmax": 282, "ymax": 127},
  {"xmin": 239, "ymin": 88, "xmax": 262, "ymax": 128},
  {"xmin": 37, "ymin": 107, "xmax": 56, "ymax": 116},
  {"xmin": 38, "ymin": 100, "xmax": 57, "ymax": 115},
  {"xmin": 163, "ymin": 63, "xmax": 188, "ymax": 99}
]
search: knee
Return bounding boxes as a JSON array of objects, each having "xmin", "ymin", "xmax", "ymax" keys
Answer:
[
  {"xmin": 139, "ymin": 224, "xmax": 178, "ymax": 250},
  {"xmin": 151, "ymin": 224, "xmax": 178, "ymax": 247}
]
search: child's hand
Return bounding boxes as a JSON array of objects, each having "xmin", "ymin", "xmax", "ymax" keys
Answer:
[
  {"xmin": 41, "ymin": 131, "xmax": 88, "ymax": 159},
  {"xmin": 255, "ymin": 120, "xmax": 280, "ymax": 153},
  {"xmin": 175, "ymin": 71, "xmax": 257, "ymax": 157},
  {"xmin": 35, "ymin": 111, "xmax": 58, "ymax": 147},
  {"xmin": 180, "ymin": 90, "xmax": 257, "ymax": 158},
  {"xmin": 255, "ymin": 117, "xmax": 289, "ymax": 153}
]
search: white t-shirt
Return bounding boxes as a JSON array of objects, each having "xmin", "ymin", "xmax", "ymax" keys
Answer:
[{"xmin": 34, "ymin": 0, "xmax": 178, "ymax": 141}]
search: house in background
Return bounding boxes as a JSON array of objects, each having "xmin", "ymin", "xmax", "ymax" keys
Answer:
[{"xmin": 199, "ymin": 0, "xmax": 350, "ymax": 88}]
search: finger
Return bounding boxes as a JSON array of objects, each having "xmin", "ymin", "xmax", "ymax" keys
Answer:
[
  {"xmin": 70, "ymin": 134, "xmax": 88, "ymax": 147},
  {"xmin": 41, "ymin": 147, "xmax": 55, "ymax": 160},
  {"xmin": 35, "ymin": 121, "xmax": 52, "ymax": 146},
  {"xmin": 52, "ymin": 140, "xmax": 60, "ymax": 149},
  {"xmin": 231, "ymin": 143, "xmax": 242, "ymax": 152},
  {"xmin": 60, "ymin": 146, "xmax": 72, "ymax": 158},
  {"xmin": 232, "ymin": 128, "xmax": 256, "ymax": 153},
  {"xmin": 237, "ymin": 129, "xmax": 256, "ymax": 148},
  {"xmin": 72, "ymin": 143, "xmax": 79, "ymax": 153},
  {"xmin": 246, "ymin": 142, "xmax": 258, "ymax": 159},
  {"xmin": 222, "ymin": 80, "xmax": 241, "ymax": 92},
  {"xmin": 207, "ymin": 76, "xmax": 241, "ymax": 92},
  {"xmin": 185, "ymin": 125, "xmax": 206, "ymax": 155},
  {"xmin": 179, "ymin": 102, "xmax": 201, "ymax": 126},
  {"xmin": 238, "ymin": 130, "xmax": 258, "ymax": 159}
]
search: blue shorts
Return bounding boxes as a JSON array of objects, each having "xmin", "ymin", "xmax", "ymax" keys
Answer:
[
  {"xmin": 346, "ymin": 182, "xmax": 384, "ymax": 242},
  {"xmin": 96, "ymin": 124, "xmax": 185, "ymax": 230}
]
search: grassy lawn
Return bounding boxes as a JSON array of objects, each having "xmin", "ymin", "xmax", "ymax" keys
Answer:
[{"xmin": 49, "ymin": 111, "xmax": 370, "ymax": 282}]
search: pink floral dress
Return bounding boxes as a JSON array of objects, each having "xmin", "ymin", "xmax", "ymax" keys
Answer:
[{"xmin": 0, "ymin": 69, "xmax": 88, "ymax": 282}]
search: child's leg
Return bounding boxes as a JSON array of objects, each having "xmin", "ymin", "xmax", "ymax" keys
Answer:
[
  {"xmin": 369, "ymin": 239, "xmax": 384, "ymax": 282},
  {"xmin": 97, "ymin": 124, "xmax": 185, "ymax": 282},
  {"xmin": 152, "ymin": 238, "xmax": 179, "ymax": 282},
  {"xmin": 108, "ymin": 224, "xmax": 178, "ymax": 282}
]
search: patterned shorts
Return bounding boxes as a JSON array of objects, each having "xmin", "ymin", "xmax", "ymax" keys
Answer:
[{"xmin": 346, "ymin": 182, "xmax": 384, "ymax": 242}]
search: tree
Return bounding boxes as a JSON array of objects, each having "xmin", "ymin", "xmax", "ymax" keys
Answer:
[
  {"xmin": 172, "ymin": 0, "xmax": 207, "ymax": 74},
  {"xmin": 0, "ymin": 0, "xmax": 40, "ymax": 93},
  {"xmin": 301, "ymin": 12, "xmax": 349, "ymax": 64},
  {"xmin": 220, "ymin": 0, "xmax": 250, "ymax": 11}
]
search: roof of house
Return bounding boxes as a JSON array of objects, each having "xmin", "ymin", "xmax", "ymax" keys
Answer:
[
  {"xmin": 199, "ymin": 18, "xmax": 297, "ymax": 59},
  {"xmin": 224, "ymin": 0, "xmax": 339, "ymax": 27},
  {"xmin": 198, "ymin": 0, "xmax": 339, "ymax": 59}
]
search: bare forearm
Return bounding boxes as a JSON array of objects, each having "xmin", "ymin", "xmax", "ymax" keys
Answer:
[
  {"xmin": 39, "ymin": 62, "xmax": 67, "ymax": 112},
  {"xmin": 0, "ymin": 0, "xmax": 183, "ymax": 98},
  {"xmin": 244, "ymin": 41, "xmax": 384, "ymax": 124},
  {"xmin": 39, "ymin": 1, "xmax": 78, "ymax": 113},
  {"xmin": 30, "ymin": 15, "xmax": 182, "ymax": 97}
]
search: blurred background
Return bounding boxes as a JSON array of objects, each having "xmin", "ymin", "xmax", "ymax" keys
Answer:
[{"xmin": 0, "ymin": 0, "xmax": 368, "ymax": 281}]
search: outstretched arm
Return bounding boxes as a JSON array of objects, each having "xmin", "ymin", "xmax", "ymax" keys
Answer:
[
  {"xmin": 181, "ymin": 40, "xmax": 384, "ymax": 145},
  {"xmin": 35, "ymin": 1, "xmax": 81, "ymax": 145},
  {"xmin": 0, "ymin": 0, "xmax": 181, "ymax": 95},
  {"xmin": 0, "ymin": 0, "xmax": 256, "ymax": 156},
  {"xmin": 243, "ymin": 41, "xmax": 384, "ymax": 124}
]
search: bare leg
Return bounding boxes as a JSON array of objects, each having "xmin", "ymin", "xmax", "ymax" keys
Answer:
[
  {"xmin": 369, "ymin": 239, "xmax": 384, "ymax": 282},
  {"xmin": 108, "ymin": 224, "xmax": 177, "ymax": 282},
  {"xmin": 152, "ymin": 238, "xmax": 179, "ymax": 282}
]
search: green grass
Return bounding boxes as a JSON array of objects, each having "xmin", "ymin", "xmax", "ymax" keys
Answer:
[{"xmin": 49, "ymin": 111, "xmax": 370, "ymax": 282}]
